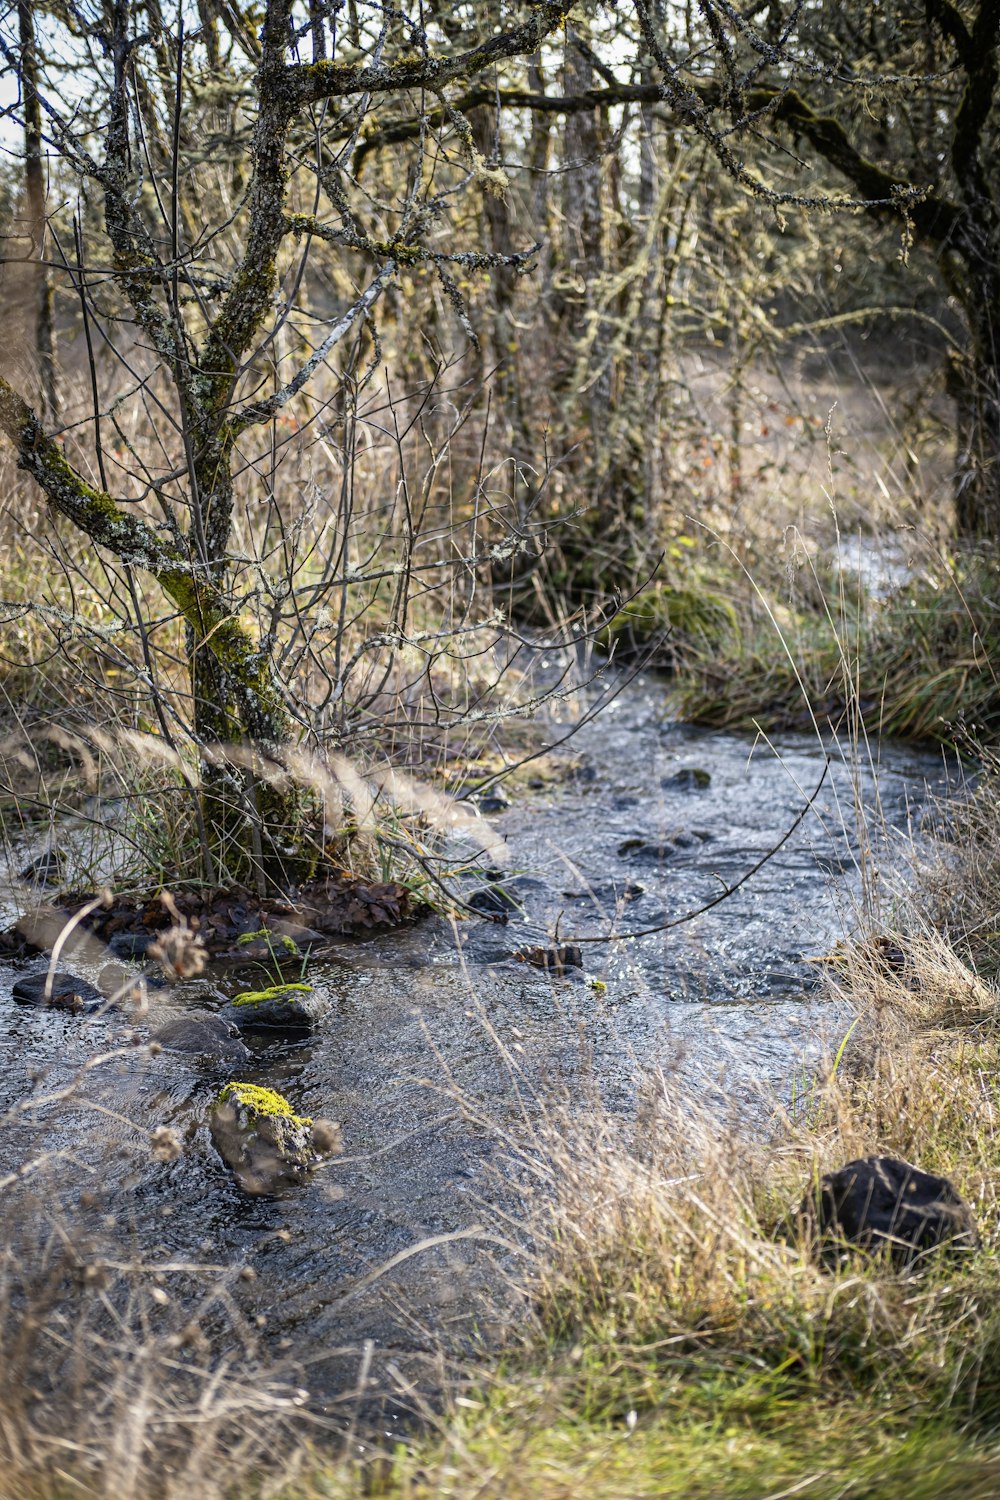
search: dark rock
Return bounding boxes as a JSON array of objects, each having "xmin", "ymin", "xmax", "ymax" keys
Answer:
[
  {"xmin": 466, "ymin": 884, "xmax": 525, "ymax": 921},
  {"xmin": 209, "ymin": 1082, "xmax": 340, "ymax": 1195},
  {"xmin": 11, "ymin": 971, "xmax": 104, "ymax": 1013},
  {"xmin": 516, "ymin": 944, "xmax": 585, "ymax": 976},
  {"xmin": 662, "ymin": 767, "xmax": 712, "ymax": 791},
  {"xmin": 802, "ymin": 1156, "xmax": 977, "ymax": 1267},
  {"xmin": 221, "ymin": 982, "xmax": 330, "ymax": 1031},
  {"xmin": 617, "ymin": 829, "xmax": 713, "ymax": 860},
  {"xmin": 18, "ymin": 849, "xmax": 68, "ymax": 886},
  {"xmin": 108, "ymin": 931, "xmax": 162, "ymax": 959},
  {"xmin": 153, "ymin": 1013, "xmax": 252, "ymax": 1062},
  {"xmin": 476, "ymin": 786, "xmax": 511, "ymax": 814}
]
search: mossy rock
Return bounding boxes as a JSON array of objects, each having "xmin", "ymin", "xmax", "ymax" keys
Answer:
[
  {"xmin": 222, "ymin": 981, "xmax": 329, "ymax": 1030},
  {"xmin": 597, "ymin": 584, "xmax": 739, "ymax": 666},
  {"xmin": 662, "ymin": 767, "xmax": 712, "ymax": 791},
  {"xmin": 209, "ymin": 1081, "xmax": 338, "ymax": 1195}
]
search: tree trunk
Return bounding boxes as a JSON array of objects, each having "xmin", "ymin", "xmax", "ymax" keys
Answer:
[{"xmin": 18, "ymin": 0, "xmax": 56, "ymax": 422}]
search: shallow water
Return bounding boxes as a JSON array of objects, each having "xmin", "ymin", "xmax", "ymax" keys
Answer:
[{"xmin": 0, "ymin": 669, "xmax": 955, "ymax": 1421}]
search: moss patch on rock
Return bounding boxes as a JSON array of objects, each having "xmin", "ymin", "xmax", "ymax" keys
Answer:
[
  {"xmin": 232, "ymin": 982, "xmax": 312, "ymax": 1007},
  {"xmin": 215, "ymin": 1081, "xmax": 309, "ymax": 1120},
  {"xmin": 224, "ymin": 982, "xmax": 329, "ymax": 1031},
  {"xmin": 597, "ymin": 583, "xmax": 739, "ymax": 667}
]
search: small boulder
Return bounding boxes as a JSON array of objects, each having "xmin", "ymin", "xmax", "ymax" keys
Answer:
[
  {"xmin": 476, "ymin": 786, "xmax": 511, "ymax": 814},
  {"xmin": 802, "ymin": 1155, "xmax": 977, "ymax": 1267},
  {"xmin": 18, "ymin": 849, "xmax": 68, "ymax": 886},
  {"xmin": 209, "ymin": 1081, "xmax": 340, "ymax": 1195},
  {"xmin": 516, "ymin": 944, "xmax": 584, "ymax": 977},
  {"xmin": 662, "ymin": 767, "xmax": 712, "ymax": 791},
  {"xmin": 11, "ymin": 971, "xmax": 104, "ymax": 1013},
  {"xmin": 466, "ymin": 884, "xmax": 525, "ymax": 921},
  {"xmin": 222, "ymin": 982, "xmax": 329, "ymax": 1030},
  {"xmin": 108, "ymin": 931, "xmax": 162, "ymax": 959},
  {"xmin": 152, "ymin": 1013, "xmax": 251, "ymax": 1063},
  {"xmin": 268, "ymin": 920, "xmax": 327, "ymax": 953},
  {"xmin": 617, "ymin": 829, "xmax": 713, "ymax": 860}
]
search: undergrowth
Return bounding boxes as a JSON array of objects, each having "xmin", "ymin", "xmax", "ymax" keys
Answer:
[{"xmin": 601, "ymin": 543, "xmax": 1000, "ymax": 745}]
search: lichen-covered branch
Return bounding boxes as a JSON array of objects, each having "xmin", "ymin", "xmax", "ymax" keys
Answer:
[
  {"xmin": 755, "ymin": 88, "xmax": 965, "ymax": 247},
  {"xmin": 230, "ymin": 265, "xmax": 395, "ymax": 435},
  {"xmin": 200, "ymin": 0, "xmax": 296, "ymax": 407},
  {"xmin": 290, "ymin": 2, "xmax": 574, "ymax": 106}
]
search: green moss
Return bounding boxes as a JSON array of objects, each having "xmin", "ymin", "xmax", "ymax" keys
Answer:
[
  {"xmin": 232, "ymin": 982, "xmax": 312, "ymax": 1006},
  {"xmin": 234, "ymin": 927, "xmax": 308, "ymax": 957},
  {"xmin": 598, "ymin": 583, "xmax": 739, "ymax": 662},
  {"xmin": 215, "ymin": 1081, "xmax": 311, "ymax": 1123}
]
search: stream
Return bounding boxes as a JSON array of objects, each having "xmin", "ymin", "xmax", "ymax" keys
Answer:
[{"xmin": 0, "ymin": 666, "xmax": 956, "ymax": 1427}]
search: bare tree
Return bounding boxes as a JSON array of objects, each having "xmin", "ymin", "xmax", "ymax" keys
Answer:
[{"xmin": 0, "ymin": 1, "xmax": 575, "ymax": 880}]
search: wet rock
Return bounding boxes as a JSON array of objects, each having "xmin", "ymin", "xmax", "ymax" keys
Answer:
[
  {"xmin": 152, "ymin": 1013, "xmax": 251, "ymax": 1062},
  {"xmin": 802, "ymin": 1156, "xmax": 977, "ymax": 1267},
  {"xmin": 108, "ymin": 931, "xmax": 162, "ymax": 959},
  {"xmin": 18, "ymin": 849, "xmax": 68, "ymax": 886},
  {"xmin": 516, "ymin": 944, "xmax": 585, "ymax": 976},
  {"xmin": 11, "ymin": 971, "xmax": 104, "ymax": 1013},
  {"xmin": 466, "ymin": 884, "xmax": 525, "ymax": 921},
  {"xmin": 662, "ymin": 767, "xmax": 712, "ymax": 791},
  {"xmin": 209, "ymin": 1082, "xmax": 339, "ymax": 1195},
  {"xmin": 232, "ymin": 923, "xmax": 325, "ymax": 960},
  {"xmin": 617, "ymin": 829, "xmax": 713, "ymax": 859},
  {"xmin": 268, "ymin": 920, "xmax": 327, "ymax": 953},
  {"xmin": 222, "ymin": 982, "xmax": 330, "ymax": 1031},
  {"xmin": 475, "ymin": 786, "xmax": 511, "ymax": 814}
]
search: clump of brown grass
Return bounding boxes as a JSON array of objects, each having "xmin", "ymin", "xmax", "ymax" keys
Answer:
[{"xmin": 0, "ymin": 1159, "xmax": 336, "ymax": 1500}]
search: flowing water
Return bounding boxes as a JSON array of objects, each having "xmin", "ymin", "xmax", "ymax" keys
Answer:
[{"xmin": 0, "ymin": 668, "xmax": 956, "ymax": 1424}]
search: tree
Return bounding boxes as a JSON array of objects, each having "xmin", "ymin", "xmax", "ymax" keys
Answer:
[
  {"xmin": 0, "ymin": 1, "xmax": 578, "ymax": 882},
  {"xmin": 750, "ymin": 0, "xmax": 1000, "ymax": 535}
]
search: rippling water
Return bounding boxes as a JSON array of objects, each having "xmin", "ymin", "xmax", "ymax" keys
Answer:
[{"xmin": 0, "ymin": 669, "xmax": 956, "ymax": 1419}]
